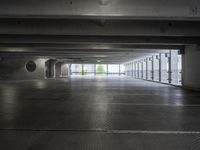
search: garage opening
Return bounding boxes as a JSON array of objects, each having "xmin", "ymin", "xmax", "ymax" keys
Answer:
[
  {"xmin": 124, "ymin": 50, "xmax": 182, "ymax": 86},
  {"xmin": 70, "ymin": 64, "xmax": 125, "ymax": 76}
]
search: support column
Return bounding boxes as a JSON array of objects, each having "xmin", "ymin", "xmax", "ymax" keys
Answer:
[
  {"xmin": 107, "ymin": 64, "xmax": 108, "ymax": 75},
  {"xmin": 137, "ymin": 62, "xmax": 139, "ymax": 78},
  {"xmin": 146, "ymin": 58, "xmax": 148, "ymax": 80},
  {"xmin": 61, "ymin": 63, "xmax": 69, "ymax": 77},
  {"xmin": 152, "ymin": 56, "xmax": 154, "ymax": 81},
  {"xmin": 160, "ymin": 53, "xmax": 168, "ymax": 83},
  {"xmin": 147, "ymin": 57, "xmax": 152, "ymax": 80},
  {"xmin": 119, "ymin": 64, "xmax": 121, "ymax": 76},
  {"xmin": 168, "ymin": 51, "xmax": 172, "ymax": 84},
  {"xmin": 69, "ymin": 64, "xmax": 72, "ymax": 76},
  {"xmin": 159, "ymin": 54, "xmax": 162, "ymax": 82},
  {"xmin": 170, "ymin": 50, "xmax": 179, "ymax": 84},
  {"xmin": 46, "ymin": 59, "xmax": 57, "ymax": 78},
  {"xmin": 133, "ymin": 63, "xmax": 135, "ymax": 77},
  {"xmin": 183, "ymin": 45, "xmax": 200, "ymax": 90},
  {"xmin": 82, "ymin": 64, "xmax": 84, "ymax": 75},
  {"xmin": 141, "ymin": 61, "xmax": 143, "ymax": 79},
  {"xmin": 55, "ymin": 62, "xmax": 62, "ymax": 78},
  {"xmin": 132, "ymin": 62, "xmax": 134, "ymax": 77},
  {"xmin": 124, "ymin": 64, "xmax": 126, "ymax": 76},
  {"xmin": 94, "ymin": 64, "xmax": 96, "ymax": 76}
]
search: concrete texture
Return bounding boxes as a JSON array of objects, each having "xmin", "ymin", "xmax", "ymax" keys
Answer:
[
  {"xmin": 55, "ymin": 62, "xmax": 62, "ymax": 78},
  {"xmin": 183, "ymin": 45, "xmax": 200, "ymax": 90},
  {"xmin": 61, "ymin": 63, "xmax": 70, "ymax": 77},
  {"xmin": 0, "ymin": 0, "xmax": 200, "ymax": 21},
  {"xmin": 0, "ymin": 57, "xmax": 47, "ymax": 80},
  {"xmin": 0, "ymin": 76, "xmax": 200, "ymax": 150}
]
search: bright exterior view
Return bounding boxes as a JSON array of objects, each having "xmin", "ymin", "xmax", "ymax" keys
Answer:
[
  {"xmin": 124, "ymin": 50, "xmax": 182, "ymax": 85},
  {"xmin": 71, "ymin": 64, "xmax": 125, "ymax": 76}
]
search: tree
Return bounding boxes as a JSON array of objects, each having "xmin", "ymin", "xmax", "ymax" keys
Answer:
[
  {"xmin": 81, "ymin": 68, "xmax": 88, "ymax": 75},
  {"xmin": 96, "ymin": 64, "xmax": 105, "ymax": 75}
]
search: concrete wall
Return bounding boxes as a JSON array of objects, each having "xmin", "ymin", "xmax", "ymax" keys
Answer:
[
  {"xmin": 55, "ymin": 62, "xmax": 62, "ymax": 78},
  {"xmin": 183, "ymin": 45, "xmax": 200, "ymax": 90},
  {"xmin": 0, "ymin": 57, "xmax": 47, "ymax": 80},
  {"xmin": 61, "ymin": 63, "xmax": 70, "ymax": 77},
  {"xmin": 45, "ymin": 59, "xmax": 57, "ymax": 78}
]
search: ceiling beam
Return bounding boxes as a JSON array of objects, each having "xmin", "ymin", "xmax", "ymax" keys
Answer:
[
  {"xmin": 1, "ymin": 19, "xmax": 200, "ymax": 37},
  {"xmin": 0, "ymin": 0, "xmax": 199, "ymax": 20},
  {"xmin": 0, "ymin": 35, "xmax": 199, "ymax": 45},
  {"xmin": 0, "ymin": 43, "xmax": 183, "ymax": 51}
]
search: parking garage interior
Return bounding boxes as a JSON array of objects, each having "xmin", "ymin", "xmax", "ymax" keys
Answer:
[{"xmin": 1, "ymin": 0, "xmax": 200, "ymax": 150}]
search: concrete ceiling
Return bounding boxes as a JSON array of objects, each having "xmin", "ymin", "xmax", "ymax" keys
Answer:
[
  {"xmin": 0, "ymin": 0, "xmax": 199, "ymax": 63},
  {"xmin": 0, "ymin": 0, "xmax": 200, "ymax": 20}
]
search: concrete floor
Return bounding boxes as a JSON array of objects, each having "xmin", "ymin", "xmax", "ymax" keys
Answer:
[{"xmin": 0, "ymin": 76, "xmax": 200, "ymax": 150}]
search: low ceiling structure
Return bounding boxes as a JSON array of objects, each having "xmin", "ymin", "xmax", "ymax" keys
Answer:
[{"xmin": 0, "ymin": 0, "xmax": 200, "ymax": 63}]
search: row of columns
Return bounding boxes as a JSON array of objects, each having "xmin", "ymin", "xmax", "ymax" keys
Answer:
[
  {"xmin": 124, "ymin": 50, "xmax": 181, "ymax": 85},
  {"xmin": 45, "ymin": 59, "xmax": 70, "ymax": 78}
]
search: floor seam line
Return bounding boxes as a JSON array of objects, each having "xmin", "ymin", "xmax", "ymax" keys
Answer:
[{"xmin": 1, "ymin": 129, "xmax": 200, "ymax": 134}]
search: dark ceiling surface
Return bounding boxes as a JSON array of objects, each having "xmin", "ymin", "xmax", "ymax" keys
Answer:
[{"xmin": 0, "ymin": 0, "xmax": 199, "ymax": 63}]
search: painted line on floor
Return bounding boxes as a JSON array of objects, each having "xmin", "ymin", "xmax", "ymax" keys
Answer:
[
  {"xmin": 1, "ymin": 128, "xmax": 200, "ymax": 135},
  {"xmin": 93, "ymin": 103, "xmax": 200, "ymax": 107},
  {"xmin": 106, "ymin": 130, "xmax": 200, "ymax": 135}
]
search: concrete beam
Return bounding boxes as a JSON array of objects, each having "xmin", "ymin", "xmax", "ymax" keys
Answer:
[
  {"xmin": 0, "ymin": 35, "xmax": 199, "ymax": 45},
  {"xmin": 0, "ymin": 19, "xmax": 200, "ymax": 36},
  {"xmin": 0, "ymin": 51, "xmax": 157, "ymax": 64},
  {"xmin": 0, "ymin": 0, "xmax": 200, "ymax": 20},
  {"xmin": 0, "ymin": 43, "xmax": 183, "ymax": 51}
]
